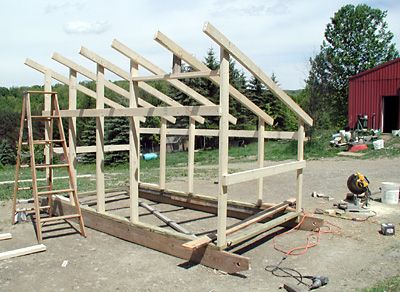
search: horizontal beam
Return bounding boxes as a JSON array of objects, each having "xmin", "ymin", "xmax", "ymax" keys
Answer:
[
  {"xmin": 111, "ymin": 39, "xmax": 237, "ymax": 125},
  {"xmin": 154, "ymin": 31, "xmax": 274, "ymax": 125},
  {"xmin": 132, "ymin": 70, "xmax": 218, "ymax": 82},
  {"xmin": 223, "ymin": 160, "xmax": 306, "ymax": 186},
  {"xmin": 0, "ymin": 244, "xmax": 46, "ymax": 260},
  {"xmin": 203, "ymin": 22, "xmax": 313, "ymax": 126},
  {"xmin": 54, "ymin": 144, "xmax": 130, "ymax": 154},
  {"xmin": 45, "ymin": 106, "xmax": 220, "ymax": 118},
  {"xmin": 139, "ymin": 128, "xmax": 298, "ymax": 139}
]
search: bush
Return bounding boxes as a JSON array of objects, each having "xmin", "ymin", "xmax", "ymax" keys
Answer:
[{"xmin": 0, "ymin": 140, "xmax": 15, "ymax": 165}]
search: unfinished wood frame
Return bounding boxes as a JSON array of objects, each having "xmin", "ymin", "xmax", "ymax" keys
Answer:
[{"xmin": 25, "ymin": 22, "xmax": 314, "ymax": 272}]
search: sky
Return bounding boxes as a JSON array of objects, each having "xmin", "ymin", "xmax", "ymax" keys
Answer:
[{"xmin": 0, "ymin": 0, "xmax": 399, "ymax": 90}]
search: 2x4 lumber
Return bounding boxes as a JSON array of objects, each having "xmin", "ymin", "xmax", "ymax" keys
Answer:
[
  {"xmin": 0, "ymin": 244, "xmax": 46, "ymax": 261},
  {"xmin": 53, "ymin": 144, "xmax": 130, "ymax": 154},
  {"xmin": 96, "ymin": 64, "xmax": 106, "ymax": 213},
  {"xmin": 153, "ymin": 31, "xmax": 274, "ymax": 125},
  {"xmin": 129, "ymin": 60, "xmax": 140, "ymax": 223},
  {"xmin": 139, "ymin": 128, "xmax": 298, "ymax": 139},
  {"xmin": 223, "ymin": 160, "xmax": 306, "ymax": 186},
  {"xmin": 69, "ymin": 68, "xmax": 77, "ymax": 204},
  {"xmin": 257, "ymin": 118, "xmax": 265, "ymax": 204},
  {"xmin": 111, "ymin": 39, "xmax": 237, "ymax": 125},
  {"xmin": 296, "ymin": 121, "xmax": 305, "ymax": 213},
  {"xmin": 44, "ymin": 71, "xmax": 52, "ymax": 200},
  {"xmin": 132, "ymin": 70, "xmax": 218, "ymax": 82},
  {"xmin": 159, "ymin": 118, "xmax": 167, "ymax": 190},
  {"xmin": 47, "ymin": 106, "xmax": 220, "ymax": 118},
  {"xmin": 55, "ymin": 197, "xmax": 249, "ymax": 273},
  {"xmin": 217, "ymin": 48, "xmax": 230, "ymax": 248},
  {"xmin": 182, "ymin": 199, "xmax": 293, "ymax": 250},
  {"xmin": 203, "ymin": 22, "xmax": 313, "ymax": 127},
  {"xmin": 0, "ymin": 233, "xmax": 12, "ymax": 241},
  {"xmin": 226, "ymin": 212, "xmax": 300, "ymax": 247},
  {"xmin": 188, "ymin": 118, "xmax": 195, "ymax": 194},
  {"xmin": 78, "ymin": 47, "xmax": 200, "ymax": 124},
  {"xmin": 51, "ymin": 53, "xmax": 148, "ymax": 124}
]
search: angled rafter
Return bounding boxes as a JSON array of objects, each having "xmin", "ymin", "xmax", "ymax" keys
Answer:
[
  {"xmin": 154, "ymin": 31, "xmax": 274, "ymax": 126},
  {"xmin": 203, "ymin": 22, "xmax": 313, "ymax": 126},
  {"xmin": 78, "ymin": 47, "xmax": 204, "ymax": 124},
  {"xmin": 111, "ymin": 39, "xmax": 237, "ymax": 125}
]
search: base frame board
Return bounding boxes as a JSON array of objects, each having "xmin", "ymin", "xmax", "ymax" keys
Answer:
[{"xmin": 53, "ymin": 185, "xmax": 323, "ymax": 273}]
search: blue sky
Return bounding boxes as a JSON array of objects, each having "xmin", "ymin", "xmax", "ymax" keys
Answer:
[{"xmin": 1, "ymin": 0, "xmax": 399, "ymax": 89}]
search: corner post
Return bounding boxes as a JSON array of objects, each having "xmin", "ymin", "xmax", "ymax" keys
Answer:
[
  {"xmin": 96, "ymin": 64, "xmax": 105, "ymax": 213},
  {"xmin": 217, "ymin": 47, "xmax": 229, "ymax": 248},
  {"xmin": 68, "ymin": 68, "xmax": 77, "ymax": 204},
  {"xmin": 129, "ymin": 60, "xmax": 140, "ymax": 223},
  {"xmin": 257, "ymin": 118, "xmax": 265, "ymax": 205},
  {"xmin": 188, "ymin": 117, "xmax": 195, "ymax": 194},
  {"xmin": 296, "ymin": 121, "xmax": 305, "ymax": 212}
]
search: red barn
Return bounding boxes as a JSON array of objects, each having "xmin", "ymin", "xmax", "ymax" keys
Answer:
[{"xmin": 348, "ymin": 58, "xmax": 400, "ymax": 132}]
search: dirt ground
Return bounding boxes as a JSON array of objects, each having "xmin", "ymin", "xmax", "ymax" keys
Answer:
[{"xmin": 1, "ymin": 157, "xmax": 399, "ymax": 291}]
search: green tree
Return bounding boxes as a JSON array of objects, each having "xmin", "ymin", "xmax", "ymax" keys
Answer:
[
  {"xmin": 306, "ymin": 4, "xmax": 399, "ymax": 128},
  {"xmin": 0, "ymin": 140, "xmax": 15, "ymax": 165}
]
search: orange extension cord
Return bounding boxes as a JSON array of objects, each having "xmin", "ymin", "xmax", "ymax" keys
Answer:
[{"xmin": 273, "ymin": 212, "xmax": 341, "ymax": 256}]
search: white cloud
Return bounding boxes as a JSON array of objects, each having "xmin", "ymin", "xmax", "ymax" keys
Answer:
[
  {"xmin": 45, "ymin": 1, "xmax": 84, "ymax": 14},
  {"xmin": 64, "ymin": 20, "xmax": 110, "ymax": 34}
]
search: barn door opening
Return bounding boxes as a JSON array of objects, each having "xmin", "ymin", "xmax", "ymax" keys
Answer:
[{"xmin": 382, "ymin": 95, "xmax": 400, "ymax": 133}]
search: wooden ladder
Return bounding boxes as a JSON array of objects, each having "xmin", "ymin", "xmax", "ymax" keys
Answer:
[{"xmin": 11, "ymin": 91, "xmax": 86, "ymax": 242}]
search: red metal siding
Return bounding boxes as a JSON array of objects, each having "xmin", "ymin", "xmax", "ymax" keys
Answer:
[{"xmin": 348, "ymin": 58, "xmax": 400, "ymax": 130}]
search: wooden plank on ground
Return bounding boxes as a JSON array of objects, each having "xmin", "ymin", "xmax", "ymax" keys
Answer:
[
  {"xmin": 0, "ymin": 244, "xmax": 46, "ymax": 260},
  {"xmin": 0, "ymin": 233, "xmax": 12, "ymax": 241},
  {"xmin": 55, "ymin": 197, "xmax": 249, "ymax": 273}
]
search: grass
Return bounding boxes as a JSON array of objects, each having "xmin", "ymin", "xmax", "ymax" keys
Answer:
[
  {"xmin": 362, "ymin": 276, "xmax": 400, "ymax": 292},
  {"xmin": 1, "ymin": 132, "xmax": 399, "ymax": 201}
]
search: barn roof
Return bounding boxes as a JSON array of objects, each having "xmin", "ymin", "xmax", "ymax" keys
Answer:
[{"xmin": 349, "ymin": 57, "xmax": 400, "ymax": 80}]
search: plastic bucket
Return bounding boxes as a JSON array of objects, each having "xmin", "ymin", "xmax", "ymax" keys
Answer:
[
  {"xmin": 373, "ymin": 139, "xmax": 384, "ymax": 150},
  {"xmin": 381, "ymin": 182, "xmax": 400, "ymax": 204}
]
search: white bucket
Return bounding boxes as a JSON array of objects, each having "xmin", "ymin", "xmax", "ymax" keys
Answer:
[
  {"xmin": 373, "ymin": 139, "xmax": 384, "ymax": 150},
  {"xmin": 381, "ymin": 182, "xmax": 400, "ymax": 204}
]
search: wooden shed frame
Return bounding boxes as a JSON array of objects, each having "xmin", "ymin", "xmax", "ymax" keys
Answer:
[{"xmin": 25, "ymin": 22, "xmax": 318, "ymax": 273}]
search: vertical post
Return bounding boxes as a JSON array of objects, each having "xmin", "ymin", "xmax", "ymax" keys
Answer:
[
  {"xmin": 96, "ymin": 65, "xmax": 105, "ymax": 213},
  {"xmin": 44, "ymin": 70, "xmax": 52, "ymax": 189},
  {"xmin": 129, "ymin": 60, "xmax": 140, "ymax": 223},
  {"xmin": 257, "ymin": 118, "xmax": 265, "ymax": 205},
  {"xmin": 159, "ymin": 118, "xmax": 167, "ymax": 190},
  {"xmin": 217, "ymin": 48, "xmax": 229, "ymax": 248},
  {"xmin": 296, "ymin": 121, "xmax": 305, "ymax": 213},
  {"xmin": 172, "ymin": 54, "xmax": 182, "ymax": 73},
  {"xmin": 187, "ymin": 117, "xmax": 195, "ymax": 194},
  {"xmin": 68, "ymin": 69, "xmax": 77, "ymax": 204}
]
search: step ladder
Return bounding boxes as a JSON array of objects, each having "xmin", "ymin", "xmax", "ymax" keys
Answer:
[{"xmin": 11, "ymin": 91, "xmax": 86, "ymax": 242}]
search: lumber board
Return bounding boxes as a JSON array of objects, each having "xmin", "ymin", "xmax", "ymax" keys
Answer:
[
  {"xmin": 296, "ymin": 122, "xmax": 305, "ymax": 213},
  {"xmin": 54, "ymin": 144, "xmax": 130, "ymax": 154},
  {"xmin": 182, "ymin": 200, "xmax": 293, "ymax": 250},
  {"xmin": 222, "ymin": 160, "xmax": 306, "ymax": 186},
  {"xmin": 159, "ymin": 118, "xmax": 167, "ymax": 189},
  {"xmin": 203, "ymin": 22, "xmax": 313, "ymax": 126},
  {"xmin": 154, "ymin": 31, "xmax": 274, "ymax": 125},
  {"xmin": 257, "ymin": 118, "xmax": 265, "ymax": 203},
  {"xmin": 55, "ymin": 197, "xmax": 249, "ymax": 273},
  {"xmin": 132, "ymin": 70, "xmax": 218, "ymax": 81},
  {"xmin": 0, "ymin": 244, "xmax": 46, "ymax": 260},
  {"xmin": 111, "ymin": 39, "xmax": 237, "ymax": 125},
  {"xmin": 0, "ymin": 233, "xmax": 12, "ymax": 241},
  {"xmin": 45, "ymin": 106, "xmax": 219, "ymax": 118}
]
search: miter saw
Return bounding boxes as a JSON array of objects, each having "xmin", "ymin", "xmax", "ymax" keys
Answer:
[{"xmin": 337, "ymin": 172, "xmax": 372, "ymax": 212}]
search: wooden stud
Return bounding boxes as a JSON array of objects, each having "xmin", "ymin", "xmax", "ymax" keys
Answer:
[
  {"xmin": 0, "ymin": 233, "xmax": 12, "ymax": 241},
  {"xmin": 44, "ymin": 70, "xmax": 52, "ymax": 195},
  {"xmin": 96, "ymin": 64, "xmax": 105, "ymax": 213},
  {"xmin": 188, "ymin": 118, "xmax": 195, "ymax": 194},
  {"xmin": 203, "ymin": 22, "xmax": 313, "ymax": 126},
  {"xmin": 217, "ymin": 48, "xmax": 230, "ymax": 248},
  {"xmin": 159, "ymin": 118, "xmax": 167, "ymax": 190},
  {"xmin": 68, "ymin": 69, "xmax": 77, "ymax": 204},
  {"xmin": 0, "ymin": 244, "xmax": 46, "ymax": 260},
  {"xmin": 257, "ymin": 118, "xmax": 265, "ymax": 205},
  {"xmin": 111, "ymin": 39, "xmax": 237, "ymax": 125},
  {"xmin": 172, "ymin": 54, "xmax": 181, "ymax": 73},
  {"xmin": 153, "ymin": 31, "xmax": 273, "ymax": 125},
  {"xmin": 129, "ymin": 60, "xmax": 140, "ymax": 223},
  {"xmin": 296, "ymin": 121, "xmax": 305, "ymax": 213}
]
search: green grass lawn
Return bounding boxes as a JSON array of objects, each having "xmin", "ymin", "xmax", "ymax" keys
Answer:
[{"xmin": 362, "ymin": 276, "xmax": 400, "ymax": 292}]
